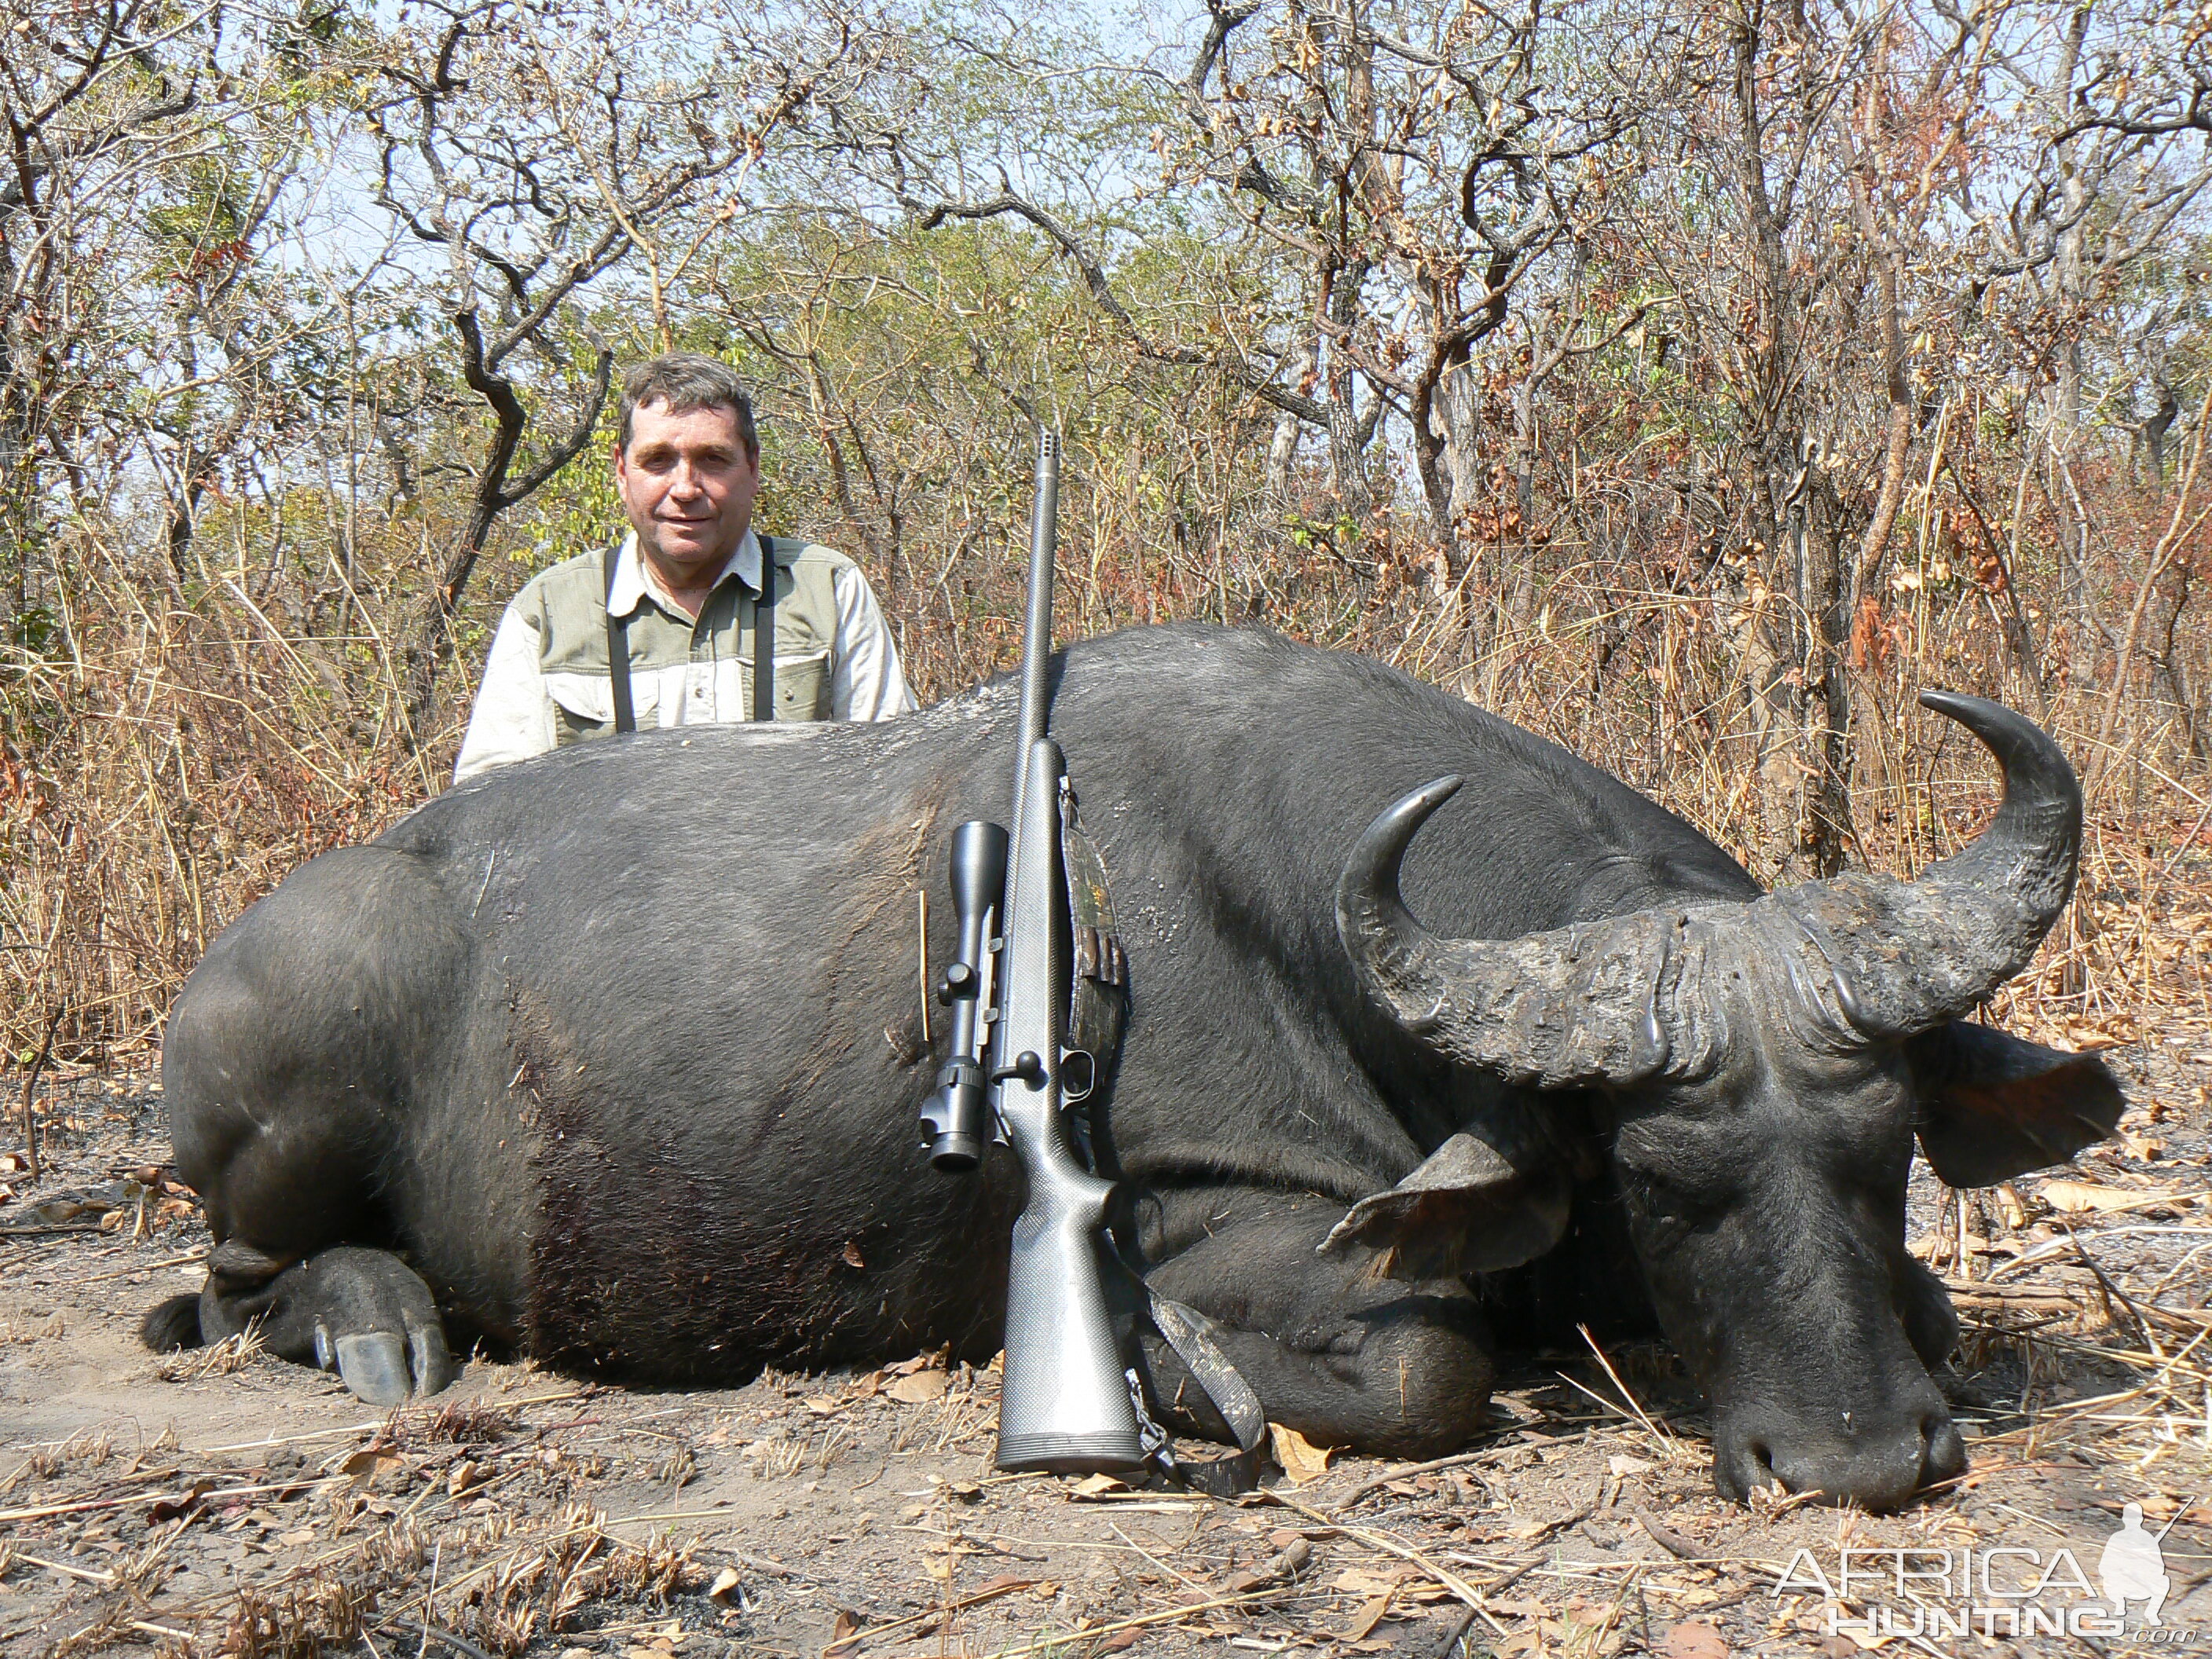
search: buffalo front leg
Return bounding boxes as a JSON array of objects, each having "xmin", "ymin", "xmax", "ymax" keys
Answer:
[
  {"xmin": 1130, "ymin": 1194, "xmax": 1493, "ymax": 1460},
  {"xmin": 198, "ymin": 1241, "xmax": 454, "ymax": 1407}
]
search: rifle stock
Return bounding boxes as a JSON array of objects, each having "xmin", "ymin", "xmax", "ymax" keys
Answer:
[{"xmin": 991, "ymin": 734, "xmax": 1147, "ymax": 1472}]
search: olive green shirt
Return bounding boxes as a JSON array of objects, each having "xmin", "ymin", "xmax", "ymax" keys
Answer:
[{"xmin": 454, "ymin": 530, "xmax": 914, "ymax": 782}]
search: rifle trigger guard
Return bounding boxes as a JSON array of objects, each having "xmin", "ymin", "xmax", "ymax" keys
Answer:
[{"xmin": 1060, "ymin": 1049, "xmax": 1097, "ymax": 1104}]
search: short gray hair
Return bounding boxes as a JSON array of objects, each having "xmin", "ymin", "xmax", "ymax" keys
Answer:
[{"xmin": 618, "ymin": 353, "xmax": 757, "ymax": 455}]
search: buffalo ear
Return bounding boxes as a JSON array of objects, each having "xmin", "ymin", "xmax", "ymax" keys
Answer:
[
  {"xmin": 1320, "ymin": 1132, "xmax": 1570, "ymax": 1278},
  {"xmin": 1907, "ymin": 1020, "xmax": 2126, "ymax": 1188}
]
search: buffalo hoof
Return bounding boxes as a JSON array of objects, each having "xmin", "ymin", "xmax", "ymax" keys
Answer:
[
  {"xmin": 292, "ymin": 1247, "xmax": 456, "ymax": 1404},
  {"xmin": 333, "ymin": 1332, "xmax": 413, "ymax": 1407},
  {"xmin": 319, "ymin": 1322, "xmax": 454, "ymax": 1405}
]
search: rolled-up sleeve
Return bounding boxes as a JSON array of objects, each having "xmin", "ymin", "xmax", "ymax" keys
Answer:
[
  {"xmin": 828, "ymin": 565, "xmax": 917, "ymax": 720},
  {"xmin": 454, "ymin": 605, "xmax": 552, "ymax": 782}
]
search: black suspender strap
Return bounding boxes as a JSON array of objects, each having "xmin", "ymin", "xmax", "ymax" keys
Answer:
[
  {"xmin": 603, "ymin": 543, "xmax": 636, "ymax": 735},
  {"xmin": 753, "ymin": 537, "xmax": 778, "ymax": 723},
  {"xmin": 606, "ymin": 537, "xmax": 778, "ymax": 732}
]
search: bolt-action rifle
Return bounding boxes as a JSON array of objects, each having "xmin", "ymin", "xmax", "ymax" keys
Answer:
[{"xmin": 918, "ymin": 432, "xmax": 1149, "ymax": 1474}]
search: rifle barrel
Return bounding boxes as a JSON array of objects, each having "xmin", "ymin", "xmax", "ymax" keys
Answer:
[{"xmin": 1016, "ymin": 431, "xmax": 1060, "ymax": 770}]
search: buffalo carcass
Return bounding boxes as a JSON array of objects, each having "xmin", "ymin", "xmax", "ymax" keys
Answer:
[{"xmin": 146, "ymin": 624, "xmax": 2119, "ymax": 1510}]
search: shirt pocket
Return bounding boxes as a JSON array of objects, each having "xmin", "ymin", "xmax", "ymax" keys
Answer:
[
  {"xmin": 545, "ymin": 671, "xmax": 660, "ymax": 745},
  {"xmin": 744, "ymin": 648, "xmax": 830, "ymax": 722}
]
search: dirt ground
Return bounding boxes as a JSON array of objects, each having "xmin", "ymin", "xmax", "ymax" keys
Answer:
[{"xmin": 2, "ymin": 1045, "xmax": 2210, "ymax": 1659}]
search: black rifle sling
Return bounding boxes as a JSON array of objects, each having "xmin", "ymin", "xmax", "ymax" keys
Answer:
[
  {"xmin": 603, "ymin": 544, "xmax": 635, "ymax": 735},
  {"xmin": 1142, "ymin": 1289, "xmax": 1269, "ymax": 1495},
  {"xmin": 752, "ymin": 537, "xmax": 779, "ymax": 723}
]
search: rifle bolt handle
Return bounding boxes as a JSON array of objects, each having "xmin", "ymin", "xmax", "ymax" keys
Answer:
[{"xmin": 991, "ymin": 1051, "xmax": 1046, "ymax": 1087}]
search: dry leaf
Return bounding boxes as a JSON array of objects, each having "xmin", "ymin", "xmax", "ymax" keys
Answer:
[
  {"xmin": 1608, "ymin": 1454, "xmax": 1656, "ymax": 1477},
  {"xmin": 1228, "ymin": 1536, "xmax": 1312, "ymax": 1595},
  {"xmin": 1332, "ymin": 1566, "xmax": 1409, "ymax": 1595},
  {"xmin": 888, "ymin": 1370, "xmax": 947, "ymax": 1404},
  {"xmin": 824, "ymin": 1609, "xmax": 864, "ymax": 1653},
  {"xmin": 1489, "ymin": 1598, "xmax": 1550, "ymax": 1620},
  {"xmin": 804, "ymin": 1396, "xmax": 849, "ymax": 1415},
  {"xmin": 1663, "ymin": 1621, "xmax": 1728, "ymax": 1659},
  {"xmin": 340, "ymin": 1447, "xmax": 404, "ymax": 1489},
  {"xmin": 842, "ymin": 1240, "xmax": 866, "ymax": 1269},
  {"xmin": 706, "ymin": 1566, "xmax": 742, "ymax": 1603},
  {"xmin": 1070, "ymin": 1472, "xmax": 1130, "ymax": 1498},
  {"xmin": 2059, "ymin": 1021, "xmax": 2128, "ymax": 1051},
  {"xmin": 1269, "ymin": 1422, "xmax": 1335, "ymax": 1483},
  {"xmin": 446, "ymin": 1458, "xmax": 481, "ymax": 1496},
  {"xmin": 1341, "ymin": 1592, "xmax": 1393, "ymax": 1641},
  {"xmin": 2041, "ymin": 1179, "xmax": 2191, "ymax": 1215}
]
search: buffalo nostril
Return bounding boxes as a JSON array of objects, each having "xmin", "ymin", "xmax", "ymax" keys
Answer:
[
  {"xmin": 1921, "ymin": 1412, "xmax": 1968, "ymax": 1484},
  {"xmin": 1743, "ymin": 1439, "xmax": 1785, "ymax": 1494}
]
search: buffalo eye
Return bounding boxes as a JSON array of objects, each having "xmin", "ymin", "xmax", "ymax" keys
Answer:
[{"xmin": 1613, "ymin": 1159, "xmax": 1730, "ymax": 1237}]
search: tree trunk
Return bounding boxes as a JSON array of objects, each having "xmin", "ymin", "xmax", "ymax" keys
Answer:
[{"xmin": 400, "ymin": 312, "xmax": 611, "ymax": 749}]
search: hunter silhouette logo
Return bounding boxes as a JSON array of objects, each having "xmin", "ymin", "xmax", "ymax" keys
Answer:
[
  {"xmin": 2101, "ymin": 1501, "xmax": 2178, "ymax": 1625},
  {"xmin": 1773, "ymin": 1492, "xmax": 2199, "ymax": 1641}
]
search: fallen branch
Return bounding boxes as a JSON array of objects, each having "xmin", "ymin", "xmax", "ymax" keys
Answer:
[
  {"xmin": 976, "ymin": 1584, "xmax": 1317, "ymax": 1659},
  {"xmin": 1628, "ymin": 1506, "xmax": 1701, "ymax": 1560},
  {"xmin": 16, "ymin": 1551, "xmax": 115, "ymax": 1583},
  {"xmin": 823, "ymin": 1576, "xmax": 1037, "ymax": 1654},
  {"xmin": 0, "ymin": 1222, "xmax": 104, "ymax": 1239},
  {"xmin": 396, "ymin": 1620, "xmax": 497, "ymax": 1659},
  {"xmin": 16, "ymin": 1002, "xmax": 64, "ymax": 1179},
  {"xmin": 1335, "ymin": 1441, "xmax": 1517, "ymax": 1507},
  {"xmin": 1264, "ymin": 1488, "xmax": 1512, "ymax": 1639},
  {"xmin": 75, "ymin": 1247, "xmax": 208, "ymax": 1285},
  {"xmin": 0, "ymin": 1474, "xmax": 346, "ymax": 1525}
]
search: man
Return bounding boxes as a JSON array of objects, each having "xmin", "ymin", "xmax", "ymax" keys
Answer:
[
  {"xmin": 2100, "ymin": 1502, "xmax": 2171, "ymax": 1624},
  {"xmin": 455, "ymin": 353, "xmax": 914, "ymax": 782}
]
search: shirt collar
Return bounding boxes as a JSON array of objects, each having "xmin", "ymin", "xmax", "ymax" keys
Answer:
[{"xmin": 604, "ymin": 528, "xmax": 763, "ymax": 617}]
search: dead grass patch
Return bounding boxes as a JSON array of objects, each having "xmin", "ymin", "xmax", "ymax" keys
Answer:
[{"xmin": 154, "ymin": 1321, "xmax": 266, "ymax": 1382}]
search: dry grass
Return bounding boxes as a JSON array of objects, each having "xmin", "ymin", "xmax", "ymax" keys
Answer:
[
  {"xmin": 5, "ymin": 440, "xmax": 2210, "ymax": 1071},
  {"xmin": 153, "ymin": 1322, "xmax": 266, "ymax": 1382}
]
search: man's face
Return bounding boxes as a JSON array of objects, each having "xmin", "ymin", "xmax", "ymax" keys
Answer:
[{"xmin": 613, "ymin": 400, "xmax": 760, "ymax": 583}]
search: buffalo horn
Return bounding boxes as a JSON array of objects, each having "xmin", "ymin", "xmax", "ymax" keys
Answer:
[
  {"xmin": 1768, "ymin": 690, "xmax": 2082, "ymax": 1038},
  {"xmin": 1336, "ymin": 693, "xmax": 2084, "ymax": 1080},
  {"xmin": 1335, "ymin": 777, "xmax": 1682, "ymax": 1088}
]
